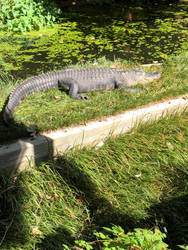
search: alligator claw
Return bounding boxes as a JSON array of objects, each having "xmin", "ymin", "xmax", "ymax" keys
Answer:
[
  {"xmin": 78, "ymin": 94, "xmax": 88, "ymax": 100},
  {"xmin": 27, "ymin": 125, "xmax": 39, "ymax": 139},
  {"xmin": 122, "ymin": 87, "xmax": 141, "ymax": 93}
]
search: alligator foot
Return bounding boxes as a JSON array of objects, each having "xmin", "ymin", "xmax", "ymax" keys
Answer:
[
  {"xmin": 26, "ymin": 125, "xmax": 39, "ymax": 139},
  {"xmin": 77, "ymin": 94, "xmax": 89, "ymax": 100},
  {"xmin": 122, "ymin": 87, "xmax": 142, "ymax": 93}
]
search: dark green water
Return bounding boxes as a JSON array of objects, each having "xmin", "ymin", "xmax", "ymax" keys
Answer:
[{"xmin": 0, "ymin": 2, "xmax": 187, "ymax": 78}]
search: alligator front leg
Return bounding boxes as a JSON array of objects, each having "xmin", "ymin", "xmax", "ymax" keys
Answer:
[
  {"xmin": 70, "ymin": 84, "xmax": 88, "ymax": 99},
  {"xmin": 58, "ymin": 78, "xmax": 88, "ymax": 100}
]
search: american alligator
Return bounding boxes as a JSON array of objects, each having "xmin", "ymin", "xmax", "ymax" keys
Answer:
[{"xmin": 3, "ymin": 67, "xmax": 161, "ymax": 125}]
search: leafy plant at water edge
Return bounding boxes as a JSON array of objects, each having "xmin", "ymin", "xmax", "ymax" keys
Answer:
[
  {"xmin": 63, "ymin": 226, "xmax": 169, "ymax": 249},
  {"xmin": 0, "ymin": 0, "xmax": 61, "ymax": 33}
]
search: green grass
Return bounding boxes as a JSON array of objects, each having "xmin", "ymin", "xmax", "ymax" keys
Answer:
[
  {"xmin": 0, "ymin": 111, "xmax": 187, "ymax": 249},
  {"xmin": 0, "ymin": 52, "xmax": 187, "ymax": 143}
]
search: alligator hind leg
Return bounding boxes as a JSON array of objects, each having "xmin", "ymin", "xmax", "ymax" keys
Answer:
[{"xmin": 115, "ymin": 80, "xmax": 142, "ymax": 93}]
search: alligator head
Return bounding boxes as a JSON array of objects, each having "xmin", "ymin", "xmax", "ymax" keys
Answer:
[{"xmin": 124, "ymin": 70, "xmax": 161, "ymax": 86}]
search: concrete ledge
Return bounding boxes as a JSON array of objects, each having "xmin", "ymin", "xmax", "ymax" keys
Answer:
[{"xmin": 0, "ymin": 96, "xmax": 187, "ymax": 173}]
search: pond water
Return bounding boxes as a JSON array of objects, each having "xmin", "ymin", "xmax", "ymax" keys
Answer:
[{"xmin": 0, "ymin": 1, "xmax": 187, "ymax": 78}]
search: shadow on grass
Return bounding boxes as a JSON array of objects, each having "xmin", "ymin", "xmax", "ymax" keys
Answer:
[
  {"xmin": 0, "ymin": 108, "xmax": 187, "ymax": 249},
  {"xmin": 0, "ymin": 153, "xmax": 187, "ymax": 249},
  {"xmin": 0, "ymin": 110, "xmax": 29, "ymax": 144},
  {"xmin": 0, "ymin": 174, "xmax": 29, "ymax": 248},
  {"xmin": 148, "ymin": 195, "xmax": 188, "ymax": 249},
  {"xmin": 0, "ymin": 113, "xmax": 56, "ymax": 248},
  {"xmin": 36, "ymin": 155, "xmax": 137, "ymax": 250},
  {"xmin": 37, "ymin": 155, "xmax": 188, "ymax": 250},
  {"xmin": 0, "ymin": 172, "xmax": 75, "ymax": 249}
]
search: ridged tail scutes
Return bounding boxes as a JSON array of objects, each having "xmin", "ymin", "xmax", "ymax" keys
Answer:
[
  {"xmin": 3, "ymin": 71, "xmax": 60, "ymax": 126},
  {"xmin": 3, "ymin": 105, "xmax": 14, "ymax": 126}
]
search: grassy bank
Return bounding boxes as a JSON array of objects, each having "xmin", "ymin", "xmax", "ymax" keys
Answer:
[
  {"xmin": 0, "ymin": 111, "xmax": 187, "ymax": 249},
  {"xmin": 0, "ymin": 52, "xmax": 187, "ymax": 143}
]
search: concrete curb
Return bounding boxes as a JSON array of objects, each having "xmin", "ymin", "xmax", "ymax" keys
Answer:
[{"xmin": 0, "ymin": 96, "xmax": 187, "ymax": 173}]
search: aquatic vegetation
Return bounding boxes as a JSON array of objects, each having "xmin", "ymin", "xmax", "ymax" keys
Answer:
[{"xmin": 0, "ymin": 3, "xmax": 187, "ymax": 77}]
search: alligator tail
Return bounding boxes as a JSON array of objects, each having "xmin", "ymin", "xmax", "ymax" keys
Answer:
[{"xmin": 3, "ymin": 71, "xmax": 60, "ymax": 126}]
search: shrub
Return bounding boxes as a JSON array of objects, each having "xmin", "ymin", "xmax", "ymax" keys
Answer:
[
  {"xmin": 0, "ymin": 0, "xmax": 61, "ymax": 33},
  {"xmin": 63, "ymin": 226, "xmax": 169, "ymax": 249}
]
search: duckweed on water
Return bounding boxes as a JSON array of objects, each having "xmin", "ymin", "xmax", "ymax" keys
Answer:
[{"xmin": 0, "ymin": 2, "xmax": 187, "ymax": 77}]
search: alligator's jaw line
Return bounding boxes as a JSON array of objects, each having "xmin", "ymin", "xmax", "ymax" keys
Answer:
[{"xmin": 3, "ymin": 68, "xmax": 161, "ymax": 126}]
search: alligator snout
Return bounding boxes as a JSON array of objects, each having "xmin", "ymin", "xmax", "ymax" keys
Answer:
[
  {"xmin": 139, "ymin": 71, "xmax": 161, "ymax": 84},
  {"xmin": 145, "ymin": 72, "xmax": 161, "ymax": 79}
]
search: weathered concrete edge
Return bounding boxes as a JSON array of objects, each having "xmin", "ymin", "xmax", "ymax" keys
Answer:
[{"xmin": 0, "ymin": 96, "xmax": 187, "ymax": 173}]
